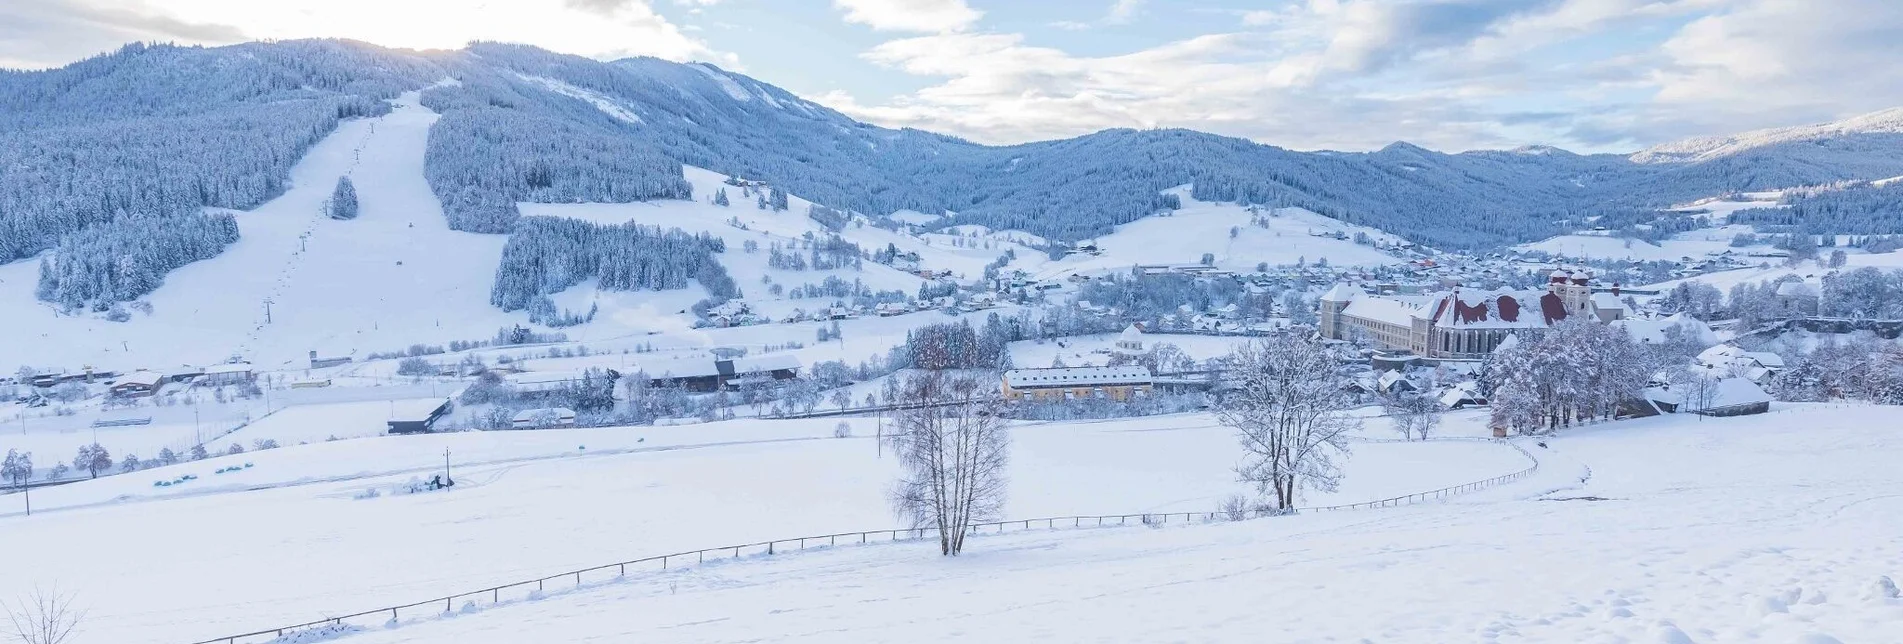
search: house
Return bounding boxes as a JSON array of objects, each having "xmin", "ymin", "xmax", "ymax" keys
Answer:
[
  {"xmin": 1699, "ymin": 378, "xmax": 1774, "ymax": 416},
  {"xmin": 201, "ymin": 362, "xmax": 254, "ymax": 386},
  {"xmin": 109, "ymin": 371, "xmax": 166, "ymax": 398},
  {"xmin": 876, "ymin": 302, "xmax": 909, "ymax": 317},
  {"xmin": 308, "ymin": 350, "xmax": 352, "ymax": 369},
  {"xmin": 1437, "ymin": 382, "xmax": 1487, "ymax": 409},
  {"xmin": 1645, "ymin": 377, "xmax": 1772, "ymax": 417},
  {"xmin": 387, "ymin": 398, "xmax": 453, "ymax": 434},
  {"xmin": 1113, "ymin": 324, "xmax": 1146, "ymax": 356},
  {"xmin": 511, "ymin": 407, "xmax": 578, "ymax": 429},
  {"xmin": 1001, "ymin": 366, "xmax": 1153, "ymax": 402}
]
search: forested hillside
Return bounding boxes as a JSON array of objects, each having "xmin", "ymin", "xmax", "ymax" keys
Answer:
[
  {"xmin": 8, "ymin": 39, "xmax": 1903, "ymax": 312},
  {"xmin": 0, "ymin": 40, "xmax": 440, "ymax": 309}
]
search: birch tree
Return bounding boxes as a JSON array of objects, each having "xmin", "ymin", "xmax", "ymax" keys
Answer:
[
  {"xmin": 1216, "ymin": 336, "xmax": 1359, "ymax": 511},
  {"xmin": 885, "ymin": 371, "xmax": 1010, "ymax": 556}
]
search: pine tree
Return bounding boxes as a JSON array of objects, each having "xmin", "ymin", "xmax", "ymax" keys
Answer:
[
  {"xmin": 713, "ymin": 188, "xmax": 730, "ymax": 206},
  {"xmin": 328, "ymin": 176, "xmax": 360, "ymax": 220}
]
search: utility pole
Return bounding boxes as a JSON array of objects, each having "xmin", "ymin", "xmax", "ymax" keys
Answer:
[
  {"xmin": 264, "ymin": 298, "xmax": 273, "ymax": 324},
  {"xmin": 443, "ymin": 447, "xmax": 453, "ymax": 486}
]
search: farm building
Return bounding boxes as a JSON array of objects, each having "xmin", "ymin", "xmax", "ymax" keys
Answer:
[
  {"xmin": 1001, "ymin": 366, "xmax": 1153, "ymax": 402},
  {"xmin": 503, "ymin": 370, "xmax": 619, "ymax": 396},
  {"xmin": 109, "ymin": 371, "xmax": 166, "ymax": 398},
  {"xmin": 201, "ymin": 362, "xmax": 254, "ymax": 386},
  {"xmin": 639, "ymin": 355, "xmax": 802, "ymax": 392},
  {"xmin": 1643, "ymin": 377, "xmax": 1773, "ymax": 417},
  {"xmin": 511, "ymin": 407, "xmax": 578, "ymax": 429},
  {"xmin": 386, "ymin": 398, "xmax": 452, "ymax": 434}
]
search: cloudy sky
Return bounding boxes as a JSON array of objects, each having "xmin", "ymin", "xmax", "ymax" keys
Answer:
[{"xmin": 4, "ymin": 0, "xmax": 1902, "ymax": 153}]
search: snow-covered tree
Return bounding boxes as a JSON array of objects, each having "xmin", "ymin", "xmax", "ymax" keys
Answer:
[
  {"xmin": 72, "ymin": 444, "xmax": 109, "ymax": 479},
  {"xmin": 713, "ymin": 187, "xmax": 730, "ymax": 207},
  {"xmin": 327, "ymin": 176, "xmax": 359, "ymax": 220},
  {"xmin": 1, "ymin": 450, "xmax": 32, "ymax": 489},
  {"xmin": 1382, "ymin": 391, "xmax": 1443, "ymax": 440},
  {"xmin": 1216, "ymin": 337, "xmax": 1359, "ymax": 511},
  {"xmin": 885, "ymin": 371, "xmax": 1009, "ymax": 556}
]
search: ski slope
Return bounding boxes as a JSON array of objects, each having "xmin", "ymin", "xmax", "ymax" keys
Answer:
[
  {"xmin": 0, "ymin": 412, "xmax": 1528, "ymax": 643},
  {"xmin": 198, "ymin": 404, "xmax": 1903, "ymax": 644},
  {"xmin": 0, "ymin": 89, "xmax": 518, "ymax": 373}
]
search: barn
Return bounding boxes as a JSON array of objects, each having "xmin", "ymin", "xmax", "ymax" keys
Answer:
[
  {"xmin": 109, "ymin": 371, "xmax": 166, "ymax": 398},
  {"xmin": 387, "ymin": 398, "xmax": 453, "ymax": 434}
]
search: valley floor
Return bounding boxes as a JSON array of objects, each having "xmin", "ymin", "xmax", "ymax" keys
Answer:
[{"xmin": 6, "ymin": 404, "xmax": 1897, "ymax": 643}]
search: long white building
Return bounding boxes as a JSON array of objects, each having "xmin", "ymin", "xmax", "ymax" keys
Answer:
[{"xmin": 1318, "ymin": 268, "xmax": 1627, "ymax": 360}]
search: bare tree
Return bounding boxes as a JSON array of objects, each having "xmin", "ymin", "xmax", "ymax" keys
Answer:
[
  {"xmin": 1381, "ymin": 392, "xmax": 1444, "ymax": 440},
  {"xmin": 1216, "ymin": 337, "xmax": 1359, "ymax": 511},
  {"xmin": 5, "ymin": 587, "xmax": 83, "ymax": 644},
  {"xmin": 1675, "ymin": 369, "xmax": 1722, "ymax": 418},
  {"xmin": 885, "ymin": 371, "xmax": 1010, "ymax": 556},
  {"xmin": 829, "ymin": 388, "xmax": 853, "ymax": 413}
]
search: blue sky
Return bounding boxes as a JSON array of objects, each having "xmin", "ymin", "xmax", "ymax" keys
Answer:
[{"xmin": 6, "ymin": 0, "xmax": 1903, "ymax": 153}]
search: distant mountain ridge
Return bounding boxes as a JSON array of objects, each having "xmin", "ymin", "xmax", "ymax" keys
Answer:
[
  {"xmin": 1633, "ymin": 107, "xmax": 1903, "ymax": 164},
  {"xmin": 8, "ymin": 39, "xmax": 1903, "ymax": 309}
]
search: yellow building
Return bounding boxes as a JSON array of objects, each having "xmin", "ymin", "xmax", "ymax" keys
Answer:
[{"xmin": 1001, "ymin": 366, "xmax": 1154, "ymax": 402}]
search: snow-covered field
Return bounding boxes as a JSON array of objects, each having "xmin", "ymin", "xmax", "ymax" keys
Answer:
[
  {"xmin": 1643, "ymin": 249, "xmax": 1903, "ymax": 294},
  {"xmin": 150, "ymin": 403, "xmax": 1900, "ymax": 644},
  {"xmin": 1035, "ymin": 187, "xmax": 1402, "ymax": 279},
  {"xmin": 0, "ymin": 411, "xmax": 1529, "ymax": 643}
]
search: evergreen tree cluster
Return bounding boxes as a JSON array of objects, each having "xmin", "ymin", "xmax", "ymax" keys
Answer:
[
  {"xmin": 419, "ymin": 69, "xmax": 691, "ymax": 234},
  {"xmin": 895, "ymin": 317, "xmax": 1016, "ymax": 370},
  {"xmin": 1730, "ymin": 181, "xmax": 1903, "ymax": 235},
  {"xmin": 490, "ymin": 216, "xmax": 733, "ymax": 312},
  {"xmin": 1, "ymin": 40, "xmax": 437, "ymax": 288},
  {"xmin": 36, "ymin": 213, "xmax": 240, "ymax": 311},
  {"xmin": 328, "ymin": 176, "xmax": 359, "ymax": 220}
]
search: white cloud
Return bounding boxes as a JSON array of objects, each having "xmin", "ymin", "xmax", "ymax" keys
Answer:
[
  {"xmin": 821, "ymin": 30, "xmax": 1508, "ymax": 150},
  {"xmin": 1105, "ymin": 0, "xmax": 1145, "ymax": 25},
  {"xmin": 829, "ymin": 0, "xmax": 1903, "ymax": 152},
  {"xmin": 1051, "ymin": 0, "xmax": 1145, "ymax": 30},
  {"xmin": 832, "ymin": 0, "xmax": 981, "ymax": 33},
  {"xmin": 0, "ymin": 0, "xmax": 731, "ymax": 70}
]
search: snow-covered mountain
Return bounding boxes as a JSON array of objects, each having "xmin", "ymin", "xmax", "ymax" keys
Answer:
[
  {"xmin": 8, "ymin": 38, "xmax": 1903, "ymax": 361},
  {"xmin": 1632, "ymin": 107, "xmax": 1903, "ymax": 164}
]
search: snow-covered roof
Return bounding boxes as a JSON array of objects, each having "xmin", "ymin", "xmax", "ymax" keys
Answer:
[
  {"xmin": 505, "ymin": 370, "xmax": 597, "ymax": 386},
  {"xmin": 1591, "ymin": 292, "xmax": 1627, "ymax": 311},
  {"xmin": 732, "ymin": 354, "xmax": 802, "ymax": 374},
  {"xmin": 1432, "ymin": 289, "xmax": 1556, "ymax": 329},
  {"xmin": 1775, "ymin": 280, "xmax": 1816, "ymax": 298},
  {"xmin": 1118, "ymin": 324, "xmax": 1144, "ymax": 343},
  {"xmin": 1697, "ymin": 344, "xmax": 1743, "ymax": 364},
  {"xmin": 1004, "ymin": 366, "xmax": 1152, "ymax": 388},
  {"xmin": 1319, "ymin": 283, "xmax": 1362, "ymax": 302},
  {"xmin": 1739, "ymin": 351, "xmax": 1785, "ymax": 368},
  {"xmin": 203, "ymin": 362, "xmax": 253, "ymax": 374},
  {"xmin": 116, "ymin": 370, "xmax": 165, "ymax": 388},
  {"xmin": 1495, "ymin": 333, "xmax": 1521, "ymax": 353},
  {"xmin": 1708, "ymin": 377, "xmax": 1773, "ymax": 409},
  {"xmin": 511, "ymin": 407, "xmax": 577, "ymax": 422},
  {"xmin": 1341, "ymin": 295, "xmax": 1433, "ymax": 327},
  {"xmin": 1438, "ymin": 382, "xmax": 1483, "ymax": 407},
  {"xmin": 1612, "ymin": 313, "xmax": 1717, "ymax": 346},
  {"xmin": 388, "ymin": 398, "xmax": 451, "ymax": 421},
  {"xmin": 640, "ymin": 358, "xmax": 722, "ymax": 379}
]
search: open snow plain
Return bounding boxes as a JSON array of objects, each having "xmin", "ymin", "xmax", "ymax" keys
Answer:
[
  {"xmin": 0, "ymin": 411, "xmax": 1535, "ymax": 643},
  {"xmin": 5, "ymin": 403, "xmax": 1885, "ymax": 643}
]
